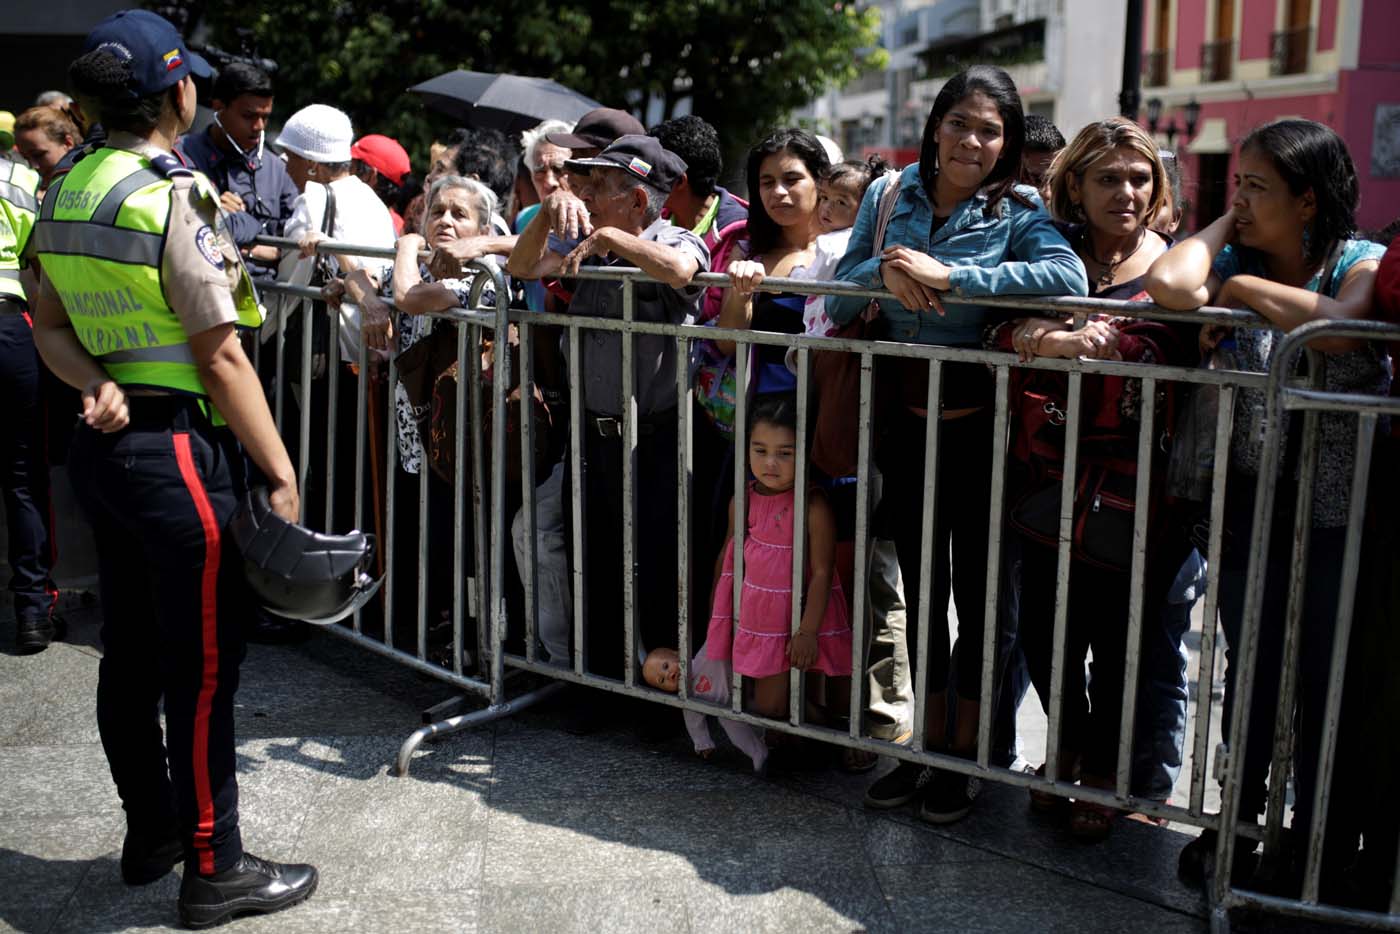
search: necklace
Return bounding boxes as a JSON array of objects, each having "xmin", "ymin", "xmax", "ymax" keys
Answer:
[{"xmin": 1082, "ymin": 227, "xmax": 1148, "ymax": 289}]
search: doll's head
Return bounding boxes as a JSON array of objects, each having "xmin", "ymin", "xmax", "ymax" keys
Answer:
[{"xmin": 642, "ymin": 647, "xmax": 682, "ymax": 693}]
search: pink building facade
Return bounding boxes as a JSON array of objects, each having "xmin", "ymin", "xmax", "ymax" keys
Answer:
[{"xmin": 1141, "ymin": 0, "xmax": 1400, "ymax": 232}]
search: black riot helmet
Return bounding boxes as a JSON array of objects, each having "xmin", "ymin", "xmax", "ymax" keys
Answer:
[{"xmin": 228, "ymin": 487, "xmax": 382, "ymax": 625}]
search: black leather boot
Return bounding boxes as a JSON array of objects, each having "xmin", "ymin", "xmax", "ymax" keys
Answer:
[
  {"xmin": 177, "ymin": 853, "xmax": 317, "ymax": 929},
  {"xmin": 15, "ymin": 614, "xmax": 53, "ymax": 655}
]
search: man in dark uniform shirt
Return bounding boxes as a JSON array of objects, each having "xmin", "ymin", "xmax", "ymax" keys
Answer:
[{"xmin": 177, "ymin": 62, "xmax": 298, "ymax": 283}]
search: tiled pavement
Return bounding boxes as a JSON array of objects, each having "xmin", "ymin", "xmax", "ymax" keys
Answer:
[{"xmin": 0, "ymin": 600, "xmax": 1221, "ymax": 934}]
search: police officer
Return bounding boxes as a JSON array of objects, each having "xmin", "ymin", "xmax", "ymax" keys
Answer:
[
  {"xmin": 29, "ymin": 11, "xmax": 316, "ymax": 927},
  {"xmin": 0, "ymin": 144, "xmax": 60, "ymax": 653}
]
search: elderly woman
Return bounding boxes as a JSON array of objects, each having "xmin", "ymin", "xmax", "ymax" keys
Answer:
[
  {"xmin": 987, "ymin": 117, "xmax": 1196, "ymax": 840},
  {"xmin": 384, "ymin": 176, "xmax": 502, "ymax": 662}
]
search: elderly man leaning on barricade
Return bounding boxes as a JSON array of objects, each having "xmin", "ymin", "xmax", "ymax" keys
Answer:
[{"xmin": 507, "ymin": 135, "xmax": 708, "ymax": 737}]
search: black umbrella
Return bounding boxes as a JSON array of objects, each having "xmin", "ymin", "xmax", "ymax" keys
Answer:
[{"xmin": 408, "ymin": 70, "xmax": 604, "ymax": 134}]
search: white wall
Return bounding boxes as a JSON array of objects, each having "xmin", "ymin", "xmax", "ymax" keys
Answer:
[{"xmin": 1053, "ymin": 0, "xmax": 1129, "ymax": 136}]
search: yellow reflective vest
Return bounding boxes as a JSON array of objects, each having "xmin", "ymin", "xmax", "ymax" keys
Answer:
[
  {"xmin": 31, "ymin": 146, "xmax": 261, "ymax": 405},
  {"xmin": 0, "ymin": 159, "xmax": 40, "ymax": 302}
]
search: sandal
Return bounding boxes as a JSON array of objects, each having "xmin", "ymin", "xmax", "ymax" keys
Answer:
[
  {"xmin": 1069, "ymin": 775, "xmax": 1119, "ymax": 842},
  {"xmin": 1025, "ymin": 762, "xmax": 1074, "ymax": 814},
  {"xmin": 1070, "ymin": 799, "xmax": 1118, "ymax": 841},
  {"xmin": 841, "ymin": 747, "xmax": 879, "ymax": 773},
  {"xmin": 829, "ymin": 716, "xmax": 879, "ymax": 773}
]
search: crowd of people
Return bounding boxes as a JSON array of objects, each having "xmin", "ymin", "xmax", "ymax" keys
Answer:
[{"xmin": 3, "ymin": 9, "xmax": 1399, "ymax": 926}]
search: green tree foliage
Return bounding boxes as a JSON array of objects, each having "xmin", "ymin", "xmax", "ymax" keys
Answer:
[{"xmin": 190, "ymin": 0, "xmax": 885, "ymax": 172}]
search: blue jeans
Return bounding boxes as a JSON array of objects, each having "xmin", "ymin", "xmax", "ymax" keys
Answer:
[{"xmin": 1131, "ymin": 549, "xmax": 1205, "ymax": 801}]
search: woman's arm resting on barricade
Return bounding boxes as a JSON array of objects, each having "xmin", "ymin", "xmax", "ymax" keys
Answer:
[
  {"xmin": 392, "ymin": 234, "xmax": 464, "ymax": 317},
  {"xmin": 426, "ymin": 234, "xmax": 518, "ymax": 282},
  {"xmin": 1216, "ymin": 264, "xmax": 1379, "ymax": 353},
  {"xmin": 1144, "ymin": 210, "xmax": 1233, "ymax": 309}
]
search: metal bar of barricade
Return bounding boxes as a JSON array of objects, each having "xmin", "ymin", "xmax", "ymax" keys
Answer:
[
  {"xmin": 383, "ymin": 353, "xmax": 399, "ymax": 648},
  {"xmin": 1114, "ymin": 375, "xmax": 1157, "ymax": 798},
  {"xmin": 789, "ymin": 347, "xmax": 809, "ymax": 726},
  {"xmin": 416, "ymin": 418, "xmax": 430, "ymax": 662},
  {"xmin": 1044, "ymin": 370, "xmax": 1083, "ymax": 787},
  {"xmin": 469, "ymin": 322, "xmax": 490, "ymax": 677},
  {"xmin": 675, "ymin": 334, "xmax": 692, "ymax": 702},
  {"xmin": 1262, "ymin": 395, "xmax": 1323, "ymax": 859},
  {"xmin": 1188, "ymin": 383, "xmax": 1235, "ymax": 817},
  {"xmin": 253, "ymin": 240, "xmax": 1270, "ymax": 333},
  {"xmin": 976, "ymin": 365, "xmax": 1010, "ymax": 770},
  {"xmin": 621, "ymin": 278, "xmax": 639, "ymax": 688},
  {"xmin": 519, "ymin": 318, "xmax": 539, "ymax": 666},
  {"xmin": 325, "ymin": 312, "xmax": 340, "ymax": 530},
  {"xmin": 911, "ymin": 360, "xmax": 941, "ymax": 754},
  {"xmin": 454, "ymin": 322, "xmax": 468, "ymax": 677},
  {"xmin": 274, "ymin": 300, "xmax": 286, "ymax": 433},
  {"xmin": 352, "ymin": 336, "xmax": 368, "ymax": 634},
  {"xmin": 569, "ymin": 324, "xmax": 586, "ymax": 675},
  {"xmin": 731, "ymin": 345, "xmax": 748, "ymax": 715},
  {"xmin": 487, "ymin": 263, "xmax": 511, "ymax": 705},
  {"xmin": 1300, "ymin": 413, "xmax": 1376, "ymax": 904},
  {"xmin": 847, "ymin": 352, "xmax": 874, "ymax": 737},
  {"xmin": 297, "ymin": 297, "xmax": 313, "ymax": 520}
]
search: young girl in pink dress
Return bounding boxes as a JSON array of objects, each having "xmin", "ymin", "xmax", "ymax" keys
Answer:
[{"xmin": 706, "ymin": 395, "xmax": 854, "ymax": 721}]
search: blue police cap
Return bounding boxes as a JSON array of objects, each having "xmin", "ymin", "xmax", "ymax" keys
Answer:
[{"xmin": 83, "ymin": 9, "xmax": 212, "ymax": 98}]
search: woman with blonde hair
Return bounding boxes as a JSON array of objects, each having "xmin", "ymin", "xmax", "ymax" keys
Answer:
[
  {"xmin": 14, "ymin": 105, "xmax": 81, "ymax": 189},
  {"xmin": 986, "ymin": 116, "xmax": 1198, "ymax": 840}
]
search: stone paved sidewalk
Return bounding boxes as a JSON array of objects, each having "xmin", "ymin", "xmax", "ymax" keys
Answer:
[{"xmin": 1, "ymin": 604, "xmax": 1213, "ymax": 934}]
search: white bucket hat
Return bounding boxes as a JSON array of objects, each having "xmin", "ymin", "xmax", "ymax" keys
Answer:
[{"xmin": 275, "ymin": 104, "xmax": 354, "ymax": 163}]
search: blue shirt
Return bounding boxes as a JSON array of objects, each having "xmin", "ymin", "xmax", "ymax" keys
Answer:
[
  {"xmin": 829, "ymin": 163, "xmax": 1087, "ymax": 346},
  {"xmin": 176, "ymin": 128, "xmax": 300, "ymax": 260}
]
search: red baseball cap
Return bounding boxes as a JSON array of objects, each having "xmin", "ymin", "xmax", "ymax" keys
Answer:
[{"xmin": 350, "ymin": 134, "xmax": 410, "ymax": 187}]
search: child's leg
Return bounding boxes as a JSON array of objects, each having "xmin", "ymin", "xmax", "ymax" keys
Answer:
[{"xmin": 750, "ymin": 673, "xmax": 790, "ymax": 720}]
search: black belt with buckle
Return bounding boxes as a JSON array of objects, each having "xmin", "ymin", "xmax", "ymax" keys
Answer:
[{"xmin": 585, "ymin": 410, "xmax": 674, "ymax": 438}]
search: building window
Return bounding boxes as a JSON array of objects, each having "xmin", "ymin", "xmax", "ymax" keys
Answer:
[{"xmin": 1201, "ymin": 39, "xmax": 1234, "ymax": 82}]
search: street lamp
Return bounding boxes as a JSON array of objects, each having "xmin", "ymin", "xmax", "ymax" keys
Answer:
[
  {"xmin": 1184, "ymin": 98, "xmax": 1202, "ymax": 139},
  {"xmin": 1146, "ymin": 97, "xmax": 1163, "ymax": 134}
]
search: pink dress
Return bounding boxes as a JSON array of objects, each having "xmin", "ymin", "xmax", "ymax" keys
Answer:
[{"xmin": 706, "ymin": 483, "xmax": 854, "ymax": 678}]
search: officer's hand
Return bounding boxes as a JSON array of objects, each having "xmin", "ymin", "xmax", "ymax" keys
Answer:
[
  {"xmin": 81, "ymin": 379, "xmax": 129, "ymax": 433},
  {"xmin": 268, "ymin": 480, "xmax": 300, "ymax": 524},
  {"xmin": 219, "ymin": 191, "xmax": 246, "ymax": 214}
]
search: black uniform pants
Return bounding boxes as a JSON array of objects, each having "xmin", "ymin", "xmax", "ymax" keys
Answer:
[
  {"xmin": 69, "ymin": 399, "xmax": 248, "ymax": 875},
  {"xmin": 0, "ymin": 310, "xmax": 56, "ymax": 620}
]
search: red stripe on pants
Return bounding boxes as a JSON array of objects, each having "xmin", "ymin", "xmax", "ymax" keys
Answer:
[{"xmin": 173, "ymin": 432, "xmax": 222, "ymax": 875}]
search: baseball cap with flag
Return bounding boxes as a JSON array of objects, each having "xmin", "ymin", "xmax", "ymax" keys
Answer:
[
  {"xmin": 82, "ymin": 9, "xmax": 211, "ymax": 99},
  {"xmin": 563, "ymin": 135, "xmax": 688, "ymax": 194}
]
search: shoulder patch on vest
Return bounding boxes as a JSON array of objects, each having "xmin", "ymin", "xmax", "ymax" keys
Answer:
[
  {"xmin": 150, "ymin": 153, "xmax": 194, "ymax": 180},
  {"xmin": 195, "ymin": 225, "xmax": 225, "ymax": 269}
]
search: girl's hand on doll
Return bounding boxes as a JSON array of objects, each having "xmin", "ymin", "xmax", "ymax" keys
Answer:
[{"xmin": 788, "ymin": 630, "xmax": 819, "ymax": 670}]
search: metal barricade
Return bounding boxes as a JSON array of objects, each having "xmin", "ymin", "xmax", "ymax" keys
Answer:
[
  {"xmin": 499, "ymin": 264, "xmax": 1266, "ymax": 824},
  {"xmin": 252, "ymin": 236, "xmax": 562, "ymax": 775},
  {"xmin": 253, "ymin": 238, "xmax": 1398, "ymax": 930},
  {"xmin": 1210, "ymin": 318, "xmax": 1400, "ymax": 933}
]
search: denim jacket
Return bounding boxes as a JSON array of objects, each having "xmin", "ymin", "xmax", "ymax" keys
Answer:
[{"xmin": 829, "ymin": 163, "xmax": 1088, "ymax": 346}]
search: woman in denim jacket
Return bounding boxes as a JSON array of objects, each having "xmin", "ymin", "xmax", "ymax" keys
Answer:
[{"xmin": 829, "ymin": 65, "xmax": 1087, "ymax": 824}]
